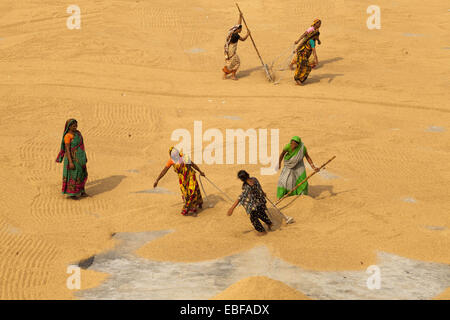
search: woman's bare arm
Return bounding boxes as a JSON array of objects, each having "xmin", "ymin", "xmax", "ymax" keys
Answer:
[
  {"xmin": 191, "ymin": 162, "xmax": 205, "ymax": 176},
  {"xmin": 227, "ymin": 198, "xmax": 240, "ymax": 216},
  {"xmin": 294, "ymin": 31, "xmax": 307, "ymax": 44},
  {"xmin": 305, "ymin": 150, "xmax": 319, "ymax": 172},
  {"xmin": 312, "ymin": 47, "xmax": 319, "ymax": 66},
  {"xmin": 65, "ymin": 143, "xmax": 74, "ymax": 169},
  {"xmin": 154, "ymin": 166, "xmax": 170, "ymax": 187},
  {"xmin": 293, "ymin": 39, "xmax": 305, "ymax": 53},
  {"xmin": 240, "ymin": 29, "xmax": 250, "ymax": 41}
]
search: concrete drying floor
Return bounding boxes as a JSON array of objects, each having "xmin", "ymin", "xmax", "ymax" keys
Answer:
[{"xmin": 76, "ymin": 230, "xmax": 450, "ymax": 300}]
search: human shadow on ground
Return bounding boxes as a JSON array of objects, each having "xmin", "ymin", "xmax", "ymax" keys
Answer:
[
  {"xmin": 315, "ymin": 57, "xmax": 343, "ymax": 69},
  {"xmin": 279, "ymin": 185, "xmax": 356, "ymax": 210},
  {"xmin": 201, "ymin": 194, "xmax": 224, "ymax": 210},
  {"xmin": 170, "ymin": 194, "xmax": 225, "ymax": 218},
  {"xmin": 308, "ymin": 73, "xmax": 344, "ymax": 84},
  {"xmin": 308, "ymin": 184, "xmax": 338, "ymax": 199},
  {"xmin": 309, "ymin": 185, "xmax": 356, "ymax": 200},
  {"xmin": 86, "ymin": 175, "xmax": 126, "ymax": 196},
  {"xmin": 237, "ymin": 66, "xmax": 264, "ymax": 79}
]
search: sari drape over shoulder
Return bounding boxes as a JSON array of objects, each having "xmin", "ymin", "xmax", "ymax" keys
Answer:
[
  {"xmin": 277, "ymin": 140, "xmax": 308, "ymax": 199},
  {"xmin": 294, "ymin": 30, "xmax": 319, "ymax": 83},
  {"xmin": 56, "ymin": 119, "xmax": 88, "ymax": 196}
]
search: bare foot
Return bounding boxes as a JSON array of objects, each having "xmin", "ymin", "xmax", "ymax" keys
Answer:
[
  {"xmin": 256, "ymin": 231, "xmax": 267, "ymax": 236},
  {"xmin": 81, "ymin": 192, "xmax": 89, "ymax": 198},
  {"xmin": 231, "ymin": 75, "xmax": 238, "ymax": 80},
  {"xmin": 188, "ymin": 208, "xmax": 198, "ymax": 217},
  {"xmin": 222, "ymin": 73, "xmax": 228, "ymax": 80},
  {"xmin": 295, "ymin": 80, "xmax": 303, "ymax": 86}
]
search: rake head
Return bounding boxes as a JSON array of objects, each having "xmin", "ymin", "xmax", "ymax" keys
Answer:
[
  {"xmin": 286, "ymin": 216, "xmax": 295, "ymax": 224},
  {"xmin": 264, "ymin": 64, "xmax": 274, "ymax": 82}
]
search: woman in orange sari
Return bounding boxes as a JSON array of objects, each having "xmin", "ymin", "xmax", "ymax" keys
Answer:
[{"xmin": 154, "ymin": 147, "xmax": 205, "ymax": 216}]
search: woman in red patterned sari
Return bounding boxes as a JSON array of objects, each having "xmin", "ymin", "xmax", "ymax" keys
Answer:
[{"xmin": 154, "ymin": 147, "xmax": 205, "ymax": 216}]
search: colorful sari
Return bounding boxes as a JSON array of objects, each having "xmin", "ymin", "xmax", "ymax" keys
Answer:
[
  {"xmin": 290, "ymin": 25, "xmax": 316, "ymax": 66},
  {"xmin": 56, "ymin": 119, "xmax": 88, "ymax": 196},
  {"xmin": 294, "ymin": 30, "xmax": 319, "ymax": 83},
  {"xmin": 277, "ymin": 136, "xmax": 308, "ymax": 199},
  {"xmin": 167, "ymin": 147, "xmax": 203, "ymax": 215}
]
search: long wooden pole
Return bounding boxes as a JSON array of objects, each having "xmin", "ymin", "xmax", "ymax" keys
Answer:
[
  {"xmin": 235, "ymin": 3, "xmax": 273, "ymax": 82},
  {"xmin": 275, "ymin": 156, "xmax": 336, "ymax": 205}
]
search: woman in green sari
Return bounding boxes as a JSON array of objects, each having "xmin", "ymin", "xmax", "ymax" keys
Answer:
[
  {"xmin": 277, "ymin": 136, "xmax": 319, "ymax": 199},
  {"xmin": 56, "ymin": 119, "xmax": 88, "ymax": 198}
]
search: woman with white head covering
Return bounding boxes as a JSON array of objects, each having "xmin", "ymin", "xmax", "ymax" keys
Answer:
[{"xmin": 154, "ymin": 147, "xmax": 205, "ymax": 216}]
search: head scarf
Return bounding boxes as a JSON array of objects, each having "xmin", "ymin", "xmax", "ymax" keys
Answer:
[
  {"xmin": 169, "ymin": 147, "xmax": 191, "ymax": 165},
  {"xmin": 56, "ymin": 119, "xmax": 77, "ymax": 163},
  {"xmin": 291, "ymin": 136, "xmax": 302, "ymax": 145},
  {"xmin": 284, "ymin": 136, "xmax": 303, "ymax": 160},
  {"xmin": 312, "ymin": 19, "xmax": 321, "ymax": 27},
  {"xmin": 224, "ymin": 24, "xmax": 242, "ymax": 58}
]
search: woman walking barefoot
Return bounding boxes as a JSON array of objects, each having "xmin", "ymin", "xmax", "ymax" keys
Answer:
[
  {"xmin": 154, "ymin": 147, "xmax": 205, "ymax": 216},
  {"xmin": 289, "ymin": 19, "xmax": 322, "ymax": 70},
  {"xmin": 56, "ymin": 119, "xmax": 88, "ymax": 199},
  {"xmin": 227, "ymin": 170, "xmax": 272, "ymax": 236},
  {"xmin": 293, "ymin": 30, "xmax": 320, "ymax": 85},
  {"xmin": 223, "ymin": 13, "xmax": 251, "ymax": 80},
  {"xmin": 277, "ymin": 136, "xmax": 319, "ymax": 199}
]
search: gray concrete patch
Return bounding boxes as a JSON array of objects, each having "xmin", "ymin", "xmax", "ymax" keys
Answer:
[
  {"xmin": 402, "ymin": 197, "xmax": 417, "ymax": 203},
  {"xmin": 75, "ymin": 231, "xmax": 450, "ymax": 300},
  {"xmin": 134, "ymin": 187, "xmax": 175, "ymax": 195},
  {"xmin": 402, "ymin": 33, "xmax": 425, "ymax": 37},
  {"xmin": 426, "ymin": 126, "xmax": 445, "ymax": 132},
  {"xmin": 126, "ymin": 169, "xmax": 139, "ymax": 173},
  {"xmin": 425, "ymin": 226, "xmax": 447, "ymax": 231},
  {"xmin": 318, "ymin": 169, "xmax": 339, "ymax": 180},
  {"xmin": 87, "ymin": 212, "xmax": 100, "ymax": 218},
  {"xmin": 5, "ymin": 224, "xmax": 21, "ymax": 235},
  {"xmin": 218, "ymin": 115, "xmax": 241, "ymax": 121},
  {"xmin": 185, "ymin": 48, "xmax": 206, "ymax": 54}
]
